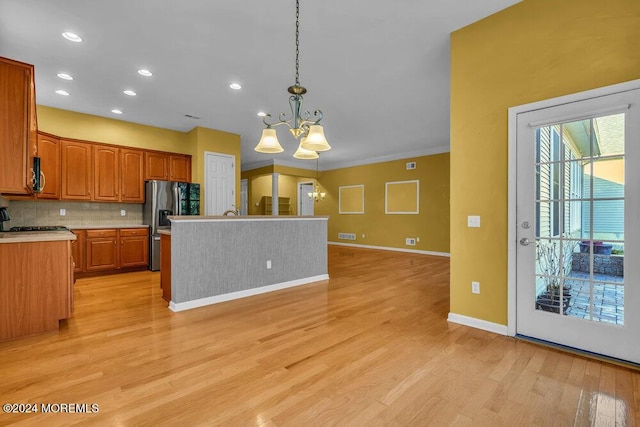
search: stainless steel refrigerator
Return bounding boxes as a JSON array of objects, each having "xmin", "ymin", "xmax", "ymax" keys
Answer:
[{"xmin": 143, "ymin": 180, "xmax": 200, "ymax": 271}]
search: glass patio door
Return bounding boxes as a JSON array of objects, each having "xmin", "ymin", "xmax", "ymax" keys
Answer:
[{"xmin": 515, "ymin": 88, "xmax": 640, "ymax": 364}]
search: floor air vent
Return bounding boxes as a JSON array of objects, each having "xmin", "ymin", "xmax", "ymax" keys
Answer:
[{"xmin": 338, "ymin": 233, "xmax": 356, "ymax": 240}]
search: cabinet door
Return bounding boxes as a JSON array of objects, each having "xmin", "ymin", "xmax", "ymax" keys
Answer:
[
  {"xmin": 71, "ymin": 229, "xmax": 85, "ymax": 273},
  {"xmin": 121, "ymin": 149, "xmax": 144, "ymax": 202},
  {"xmin": 61, "ymin": 140, "xmax": 92, "ymax": 200},
  {"xmin": 36, "ymin": 133, "xmax": 60, "ymax": 199},
  {"xmin": 93, "ymin": 145, "xmax": 120, "ymax": 201},
  {"xmin": 120, "ymin": 234, "xmax": 149, "ymax": 268},
  {"xmin": 86, "ymin": 230, "xmax": 118, "ymax": 271},
  {"xmin": 144, "ymin": 152, "xmax": 168, "ymax": 180},
  {"xmin": 0, "ymin": 57, "xmax": 34, "ymax": 194},
  {"xmin": 169, "ymin": 155, "xmax": 191, "ymax": 182}
]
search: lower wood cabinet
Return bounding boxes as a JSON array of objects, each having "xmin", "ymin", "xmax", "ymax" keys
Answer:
[
  {"xmin": 120, "ymin": 228, "xmax": 149, "ymax": 268},
  {"xmin": 74, "ymin": 227, "xmax": 149, "ymax": 276},
  {"xmin": 86, "ymin": 229, "xmax": 119, "ymax": 271}
]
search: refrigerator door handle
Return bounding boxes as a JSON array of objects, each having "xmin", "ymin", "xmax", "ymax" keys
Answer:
[{"xmin": 174, "ymin": 184, "xmax": 182, "ymax": 216}]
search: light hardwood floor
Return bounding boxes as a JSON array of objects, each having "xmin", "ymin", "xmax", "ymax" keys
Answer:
[{"xmin": 1, "ymin": 246, "xmax": 638, "ymax": 426}]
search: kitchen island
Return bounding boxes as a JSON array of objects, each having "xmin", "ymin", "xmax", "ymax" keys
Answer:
[
  {"xmin": 0, "ymin": 230, "xmax": 76, "ymax": 342},
  {"xmin": 161, "ymin": 215, "xmax": 328, "ymax": 312}
]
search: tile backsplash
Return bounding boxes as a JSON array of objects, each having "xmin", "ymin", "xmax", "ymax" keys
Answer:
[{"xmin": 4, "ymin": 200, "xmax": 143, "ymax": 228}]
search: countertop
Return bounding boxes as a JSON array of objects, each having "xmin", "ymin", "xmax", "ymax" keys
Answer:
[
  {"xmin": 168, "ymin": 215, "xmax": 329, "ymax": 222},
  {"xmin": 66, "ymin": 224, "xmax": 149, "ymax": 230},
  {"xmin": 0, "ymin": 230, "xmax": 77, "ymax": 244}
]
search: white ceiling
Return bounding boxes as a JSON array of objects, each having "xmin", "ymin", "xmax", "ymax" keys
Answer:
[{"xmin": 0, "ymin": 0, "xmax": 520, "ymax": 170}]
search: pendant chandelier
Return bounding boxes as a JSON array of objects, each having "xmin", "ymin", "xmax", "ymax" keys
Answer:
[
  {"xmin": 254, "ymin": 0, "xmax": 331, "ymax": 159},
  {"xmin": 307, "ymin": 158, "xmax": 325, "ymax": 202}
]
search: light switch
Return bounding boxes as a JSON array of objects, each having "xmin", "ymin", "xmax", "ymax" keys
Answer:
[{"xmin": 467, "ymin": 215, "xmax": 480, "ymax": 228}]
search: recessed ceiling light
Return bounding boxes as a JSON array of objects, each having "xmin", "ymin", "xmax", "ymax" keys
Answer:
[
  {"xmin": 123, "ymin": 90, "xmax": 137, "ymax": 96},
  {"xmin": 62, "ymin": 32, "xmax": 83, "ymax": 43},
  {"xmin": 257, "ymin": 111, "xmax": 267, "ymax": 117},
  {"xmin": 137, "ymin": 69, "xmax": 152, "ymax": 77},
  {"xmin": 229, "ymin": 83, "xmax": 242, "ymax": 90},
  {"xmin": 111, "ymin": 109, "xmax": 123, "ymax": 114},
  {"xmin": 55, "ymin": 89, "xmax": 70, "ymax": 96},
  {"xmin": 57, "ymin": 73, "xmax": 74, "ymax": 80}
]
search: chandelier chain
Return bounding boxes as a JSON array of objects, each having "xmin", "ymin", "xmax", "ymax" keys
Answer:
[{"xmin": 295, "ymin": 0, "xmax": 300, "ymax": 87}]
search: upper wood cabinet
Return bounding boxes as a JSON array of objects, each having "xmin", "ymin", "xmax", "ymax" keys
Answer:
[
  {"xmin": 93, "ymin": 145, "xmax": 120, "ymax": 201},
  {"xmin": 144, "ymin": 152, "xmax": 169, "ymax": 180},
  {"xmin": 120, "ymin": 149, "xmax": 144, "ymax": 202},
  {"xmin": 61, "ymin": 139, "xmax": 93, "ymax": 200},
  {"xmin": 0, "ymin": 56, "xmax": 37, "ymax": 195},
  {"xmin": 36, "ymin": 133, "xmax": 60, "ymax": 199},
  {"xmin": 144, "ymin": 151, "xmax": 192, "ymax": 182},
  {"xmin": 169, "ymin": 154, "xmax": 191, "ymax": 182}
]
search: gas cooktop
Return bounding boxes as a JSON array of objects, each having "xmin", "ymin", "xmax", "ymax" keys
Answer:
[{"xmin": 9, "ymin": 226, "xmax": 70, "ymax": 232}]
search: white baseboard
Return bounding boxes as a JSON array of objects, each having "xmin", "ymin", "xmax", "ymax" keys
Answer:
[
  {"xmin": 447, "ymin": 312, "xmax": 508, "ymax": 336},
  {"xmin": 169, "ymin": 274, "xmax": 329, "ymax": 312},
  {"xmin": 328, "ymin": 241, "xmax": 450, "ymax": 257}
]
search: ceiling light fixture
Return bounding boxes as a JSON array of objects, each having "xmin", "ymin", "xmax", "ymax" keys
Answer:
[
  {"xmin": 229, "ymin": 83, "xmax": 242, "ymax": 90},
  {"xmin": 255, "ymin": 0, "xmax": 330, "ymax": 158},
  {"xmin": 111, "ymin": 109, "xmax": 123, "ymax": 114},
  {"xmin": 123, "ymin": 90, "xmax": 136, "ymax": 96},
  {"xmin": 57, "ymin": 73, "xmax": 74, "ymax": 80},
  {"xmin": 308, "ymin": 159, "xmax": 325, "ymax": 201},
  {"xmin": 55, "ymin": 89, "xmax": 70, "ymax": 96},
  {"xmin": 62, "ymin": 32, "xmax": 83, "ymax": 42},
  {"xmin": 137, "ymin": 69, "xmax": 153, "ymax": 77}
]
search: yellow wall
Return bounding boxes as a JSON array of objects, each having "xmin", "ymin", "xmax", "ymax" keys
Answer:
[
  {"xmin": 317, "ymin": 154, "xmax": 450, "ymax": 253},
  {"xmin": 37, "ymin": 105, "xmax": 190, "ymax": 154},
  {"xmin": 450, "ymin": 0, "xmax": 640, "ymax": 324},
  {"xmin": 36, "ymin": 105, "xmax": 241, "ymax": 209}
]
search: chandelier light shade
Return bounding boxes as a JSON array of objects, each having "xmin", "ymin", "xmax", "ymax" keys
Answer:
[
  {"xmin": 255, "ymin": 128, "xmax": 284, "ymax": 153},
  {"xmin": 301, "ymin": 124, "xmax": 331, "ymax": 152},
  {"xmin": 254, "ymin": 0, "xmax": 330, "ymax": 159},
  {"xmin": 293, "ymin": 138, "xmax": 319, "ymax": 159}
]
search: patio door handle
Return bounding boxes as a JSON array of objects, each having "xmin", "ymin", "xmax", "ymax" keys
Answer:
[{"xmin": 520, "ymin": 238, "xmax": 532, "ymax": 246}]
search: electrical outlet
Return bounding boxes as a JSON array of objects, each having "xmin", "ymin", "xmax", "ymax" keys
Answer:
[
  {"xmin": 266, "ymin": 260, "xmax": 272, "ymax": 269},
  {"xmin": 416, "ymin": 237, "xmax": 420, "ymax": 242},
  {"xmin": 59, "ymin": 208, "xmax": 66, "ymax": 216},
  {"xmin": 472, "ymin": 281, "xmax": 480, "ymax": 294},
  {"xmin": 120, "ymin": 209, "xmax": 126, "ymax": 216},
  {"xmin": 405, "ymin": 238, "xmax": 416, "ymax": 246},
  {"xmin": 467, "ymin": 215, "xmax": 481, "ymax": 228}
]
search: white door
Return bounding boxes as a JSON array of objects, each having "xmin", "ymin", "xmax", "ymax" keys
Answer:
[
  {"xmin": 515, "ymin": 87, "xmax": 640, "ymax": 363},
  {"xmin": 298, "ymin": 182, "xmax": 314, "ymax": 215},
  {"xmin": 204, "ymin": 152, "xmax": 235, "ymax": 215}
]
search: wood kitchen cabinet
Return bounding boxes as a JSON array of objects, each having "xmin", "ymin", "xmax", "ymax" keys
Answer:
[
  {"xmin": 36, "ymin": 133, "xmax": 60, "ymax": 199},
  {"xmin": 120, "ymin": 148, "xmax": 144, "ymax": 202},
  {"xmin": 93, "ymin": 145, "xmax": 120, "ymax": 201},
  {"xmin": 0, "ymin": 56, "xmax": 37, "ymax": 195},
  {"xmin": 71, "ymin": 229, "xmax": 86, "ymax": 273},
  {"xmin": 169, "ymin": 154, "xmax": 191, "ymax": 182},
  {"xmin": 144, "ymin": 152, "xmax": 169, "ymax": 180},
  {"xmin": 119, "ymin": 228, "xmax": 149, "ymax": 268},
  {"xmin": 76, "ymin": 227, "xmax": 149, "ymax": 275},
  {"xmin": 0, "ymin": 239, "xmax": 73, "ymax": 342},
  {"xmin": 86, "ymin": 229, "xmax": 119, "ymax": 271},
  {"xmin": 145, "ymin": 151, "xmax": 192, "ymax": 182},
  {"xmin": 61, "ymin": 139, "xmax": 93, "ymax": 200}
]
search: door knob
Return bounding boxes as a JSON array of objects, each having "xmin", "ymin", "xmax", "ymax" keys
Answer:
[{"xmin": 519, "ymin": 238, "xmax": 532, "ymax": 246}]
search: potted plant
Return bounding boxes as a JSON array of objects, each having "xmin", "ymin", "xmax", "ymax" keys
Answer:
[{"xmin": 535, "ymin": 241, "xmax": 571, "ymax": 314}]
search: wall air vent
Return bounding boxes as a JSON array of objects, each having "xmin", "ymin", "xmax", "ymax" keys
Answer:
[
  {"xmin": 338, "ymin": 233, "xmax": 356, "ymax": 240},
  {"xmin": 184, "ymin": 114, "xmax": 201, "ymax": 119},
  {"xmin": 406, "ymin": 161, "xmax": 416, "ymax": 170}
]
